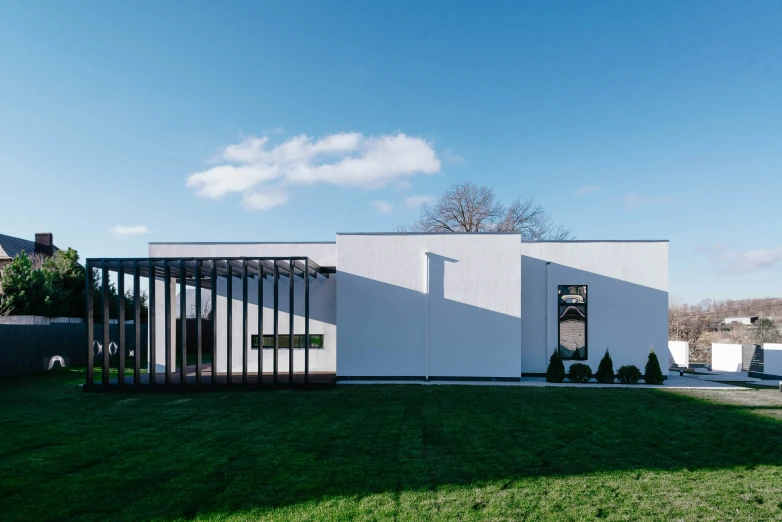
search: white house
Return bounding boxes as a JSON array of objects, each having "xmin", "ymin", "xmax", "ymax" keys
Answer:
[{"xmin": 145, "ymin": 233, "xmax": 669, "ymax": 381}]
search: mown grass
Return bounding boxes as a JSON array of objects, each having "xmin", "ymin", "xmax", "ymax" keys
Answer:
[{"xmin": 1, "ymin": 368, "xmax": 782, "ymax": 521}]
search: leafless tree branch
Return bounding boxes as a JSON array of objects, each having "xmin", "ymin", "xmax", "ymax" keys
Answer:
[{"xmin": 399, "ymin": 182, "xmax": 573, "ymax": 240}]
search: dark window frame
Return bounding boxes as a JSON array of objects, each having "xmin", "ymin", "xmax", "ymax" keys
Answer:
[
  {"xmin": 557, "ymin": 284, "xmax": 588, "ymax": 361},
  {"xmin": 251, "ymin": 334, "xmax": 324, "ymax": 349}
]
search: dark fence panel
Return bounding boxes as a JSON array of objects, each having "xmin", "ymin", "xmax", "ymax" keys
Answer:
[
  {"xmin": 1, "ymin": 324, "xmax": 87, "ymax": 378},
  {"xmin": 91, "ymin": 324, "xmax": 149, "ymax": 368},
  {"xmin": 0, "ymin": 323, "xmax": 148, "ymax": 379}
]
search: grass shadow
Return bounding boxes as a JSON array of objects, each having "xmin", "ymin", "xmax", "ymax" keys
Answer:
[{"xmin": 1, "ymin": 369, "xmax": 781, "ymax": 520}]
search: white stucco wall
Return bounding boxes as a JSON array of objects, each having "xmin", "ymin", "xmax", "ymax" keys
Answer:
[
  {"xmin": 711, "ymin": 343, "xmax": 743, "ymax": 372},
  {"xmin": 336, "ymin": 233, "xmax": 522, "ymax": 378},
  {"xmin": 148, "ymin": 237, "xmax": 669, "ymax": 380},
  {"xmin": 153, "ymin": 278, "xmax": 177, "ymax": 374},
  {"xmin": 668, "ymin": 341, "xmax": 689, "ymax": 368},
  {"xmin": 520, "ymin": 241, "xmax": 669, "ymax": 376},
  {"xmin": 149, "ymin": 242, "xmax": 337, "ymax": 375},
  {"xmin": 762, "ymin": 343, "xmax": 782, "ymax": 377}
]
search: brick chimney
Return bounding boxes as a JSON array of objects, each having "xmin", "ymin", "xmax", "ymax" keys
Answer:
[{"xmin": 34, "ymin": 233, "xmax": 54, "ymax": 256}]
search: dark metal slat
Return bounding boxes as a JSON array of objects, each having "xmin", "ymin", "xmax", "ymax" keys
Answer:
[
  {"xmin": 242, "ymin": 260, "xmax": 248, "ymax": 385},
  {"xmin": 102, "ymin": 261, "xmax": 109, "ymax": 388},
  {"xmin": 273, "ymin": 261, "xmax": 279, "ymax": 384},
  {"xmin": 258, "ymin": 260, "xmax": 264, "ymax": 384},
  {"xmin": 86, "ymin": 263, "xmax": 93, "ymax": 386},
  {"xmin": 211, "ymin": 260, "xmax": 217, "ymax": 386},
  {"xmin": 164, "ymin": 261, "xmax": 172, "ymax": 385},
  {"xmin": 227, "ymin": 263, "xmax": 233, "ymax": 385},
  {"xmin": 118, "ymin": 263, "xmax": 125, "ymax": 386},
  {"xmin": 196, "ymin": 260, "xmax": 202, "ymax": 385},
  {"xmin": 305, "ymin": 258, "xmax": 310, "ymax": 383},
  {"xmin": 133, "ymin": 260, "xmax": 141, "ymax": 385},
  {"xmin": 289, "ymin": 257, "xmax": 294, "ymax": 383},
  {"xmin": 149, "ymin": 260, "xmax": 156, "ymax": 386},
  {"xmin": 180, "ymin": 259, "xmax": 187, "ymax": 385}
]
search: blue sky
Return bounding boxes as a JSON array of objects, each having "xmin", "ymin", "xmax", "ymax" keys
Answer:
[{"xmin": 1, "ymin": 1, "xmax": 780, "ymax": 303}]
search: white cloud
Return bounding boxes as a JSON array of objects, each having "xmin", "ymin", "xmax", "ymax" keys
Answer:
[
  {"xmin": 395, "ymin": 180, "xmax": 411, "ymax": 190},
  {"xmin": 624, "ymin": 192, "xmax": 674, "ymax": 208},
  {"xmin": 187, "ymin": 132, "xmax": 441, "ymax": 210},
  {"xmin": 372, "ymin": 200, "xmax": 393, "ymax": 214},
  {"xmin": 242, "ymin": 188, "xmax": 288, "ymax": 210},
  {"xmin": 108, "ymin": 225, "xmax": 149, "ymax": 238},
  {"xmin": 441, "ymin": 149, "xmax": 465, "ymax": 165},
  {"xmin": 574, "ymin": 185, "xmax": 602, "ymax": 197},
  {"xmin": 404, "ymin": 195, "xmax": 435, "ymax": 207},
  {"xmin": 723, "ymin": 245, "xmax": 782, "ymax": 273}
]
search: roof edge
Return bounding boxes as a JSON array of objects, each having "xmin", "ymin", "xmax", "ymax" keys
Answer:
[{"xmin": 149, "ymin": 241, "xmax": 337, "ymax": 245}]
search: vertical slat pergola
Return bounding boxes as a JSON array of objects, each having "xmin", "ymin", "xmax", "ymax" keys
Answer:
[{"xmin": 84, "ymin": 256, "xmax": 332, "ymax": 391}]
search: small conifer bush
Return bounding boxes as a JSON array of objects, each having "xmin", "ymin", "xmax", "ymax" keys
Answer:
[
  {"xmin": 644, "ymin": 346, "xmax": 665, "ymax": 384},
  {"xmin": 595, "ymin": 349, "xmax": 615, "ymax": 384},
  {"xmin": 617, "ymin": 365, "xmax": 642, "ymax": 384},
  {"xmin": 568, "ymin": 363, "xmax": 593, "ymax": 384},
  {"xmin": 546, "ymin": 349, "xmax": 566, "ymax": 383}
]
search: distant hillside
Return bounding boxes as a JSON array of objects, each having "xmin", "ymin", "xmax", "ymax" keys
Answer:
[{"xmin": 685, "ymin": 297, "xmax": 782, "ymax": 320}]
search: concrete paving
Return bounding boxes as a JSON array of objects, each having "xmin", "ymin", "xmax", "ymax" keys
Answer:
[{"xmin": 338, "ymin": 374, "xmax": 745, "ymax": 389}]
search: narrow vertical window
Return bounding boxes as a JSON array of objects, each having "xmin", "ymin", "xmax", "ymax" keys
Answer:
[{"xmin": 558, "ymin": 285, "xmax": 587, "ymax": 360}]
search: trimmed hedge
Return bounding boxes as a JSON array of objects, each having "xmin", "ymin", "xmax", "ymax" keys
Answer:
[
  {"xmin": 595, "ymin": 349, "xmax": 615, "ymax": 384},
  {"xmin": 644, "ymin": 347, "xmax": 664, "ymax": 384},
  {"xmin": 617, "ymin": 365, "xmax": 642, "ymax": 384},
  {"xmin": 546, "ymin": 349, "xmax": 565, "ymax": 383},
  {"xmin": 568, "ymin": 363, "xmax": 592, "ymax": 384}
]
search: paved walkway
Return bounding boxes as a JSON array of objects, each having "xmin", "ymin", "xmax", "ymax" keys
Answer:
[
  {"xmin": 338, "ymin": 374, "xmax": 744, "ymax": 389},
  {"xmin": 679, "ymin": 370, "xmax": 782, "ymax": 388}
]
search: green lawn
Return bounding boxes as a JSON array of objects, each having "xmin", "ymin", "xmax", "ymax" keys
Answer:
[{"xmin": 1, "ymin": 369, "xmax": 782, "ymax": 521}]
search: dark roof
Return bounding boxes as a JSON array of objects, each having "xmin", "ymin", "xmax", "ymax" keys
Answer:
[{"xmin": 0, "ymin": 234, "xmax": 60, "ymax": 261}]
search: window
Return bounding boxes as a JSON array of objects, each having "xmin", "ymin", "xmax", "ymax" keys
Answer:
[
  {"xmin": 251, "ymin": 334, "xmax": 324, "ymax": 349},
  {"xmin": 558, "ymin": 285, "xmax": 587, "ymax": 360}
]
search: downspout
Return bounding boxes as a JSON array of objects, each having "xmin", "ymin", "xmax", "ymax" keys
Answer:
[{"xmin": 425, "ymin": 252, "xmax": 430, "ymax": 381}]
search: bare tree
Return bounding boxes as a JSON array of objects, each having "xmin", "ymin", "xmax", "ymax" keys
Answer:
[
  {"xmin": 668, "ymin": 296, "xmax": 712, "ymax": 362},
  {"xmin": 28, "ymin": 253, "xmax": 47, "ymax": 270},
  {"xmin": 0, "ymin": 294, "xmax": 12, "ymax": 320},
  {"xmin": 398, "ymin": 182, "xmax": 572, "ymax": 240}
]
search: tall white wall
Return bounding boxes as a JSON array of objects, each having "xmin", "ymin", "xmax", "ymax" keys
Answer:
[
  {"xmin": 149, "ymin": 242, "xmax": 337, "ymax": 375},
  {"xmin": 711, "ymin": 343, "xmax": 743, "ymax": 372},
  {"xmin": 336, "ymin": 233, "xmax": 522, "ymax": 378},
  {"xmin": 520, "ymin": 241, "xmax": 669, "ymax": 375},
  {"xmin": 668, "ymin": 341, "xmax": 689, "ymax": 368}
]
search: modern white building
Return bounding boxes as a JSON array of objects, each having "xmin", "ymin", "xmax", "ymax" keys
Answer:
[{"xmin": 145, "ymin": 233, "xmax": 669, "ymax": 382}]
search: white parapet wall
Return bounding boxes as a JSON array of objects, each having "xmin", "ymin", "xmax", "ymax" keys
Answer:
[
  {"xmin": 711, "ymin": 343, "xmax": 743, "ymax": 372},
  {"xmin": 149, "ymin": 242, "xmax": 338, "ymax": 375},
  {"xmin": 668, "ymin": 341, "xmax": 689, "ymax": 368},
  {"xmin": 763, "ymin": 343, "xmax": 782, "ymax": 377}
]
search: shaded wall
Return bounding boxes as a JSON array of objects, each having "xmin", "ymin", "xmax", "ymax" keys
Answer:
[
  {"xmin": 521, "ymin": 241, "xmax": 669, "ymax": 375},
  {"xmin": 336, "ymin": 233, "xmax": 522, "ymax": 378}
]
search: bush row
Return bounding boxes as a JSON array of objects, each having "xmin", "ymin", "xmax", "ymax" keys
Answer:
[{"xmin": 545, "ymin": 348, "xmax": 664, "ymax": 385}]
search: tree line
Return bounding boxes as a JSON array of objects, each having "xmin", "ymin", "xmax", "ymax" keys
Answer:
[
  {"xmin": 0, "ymin": 249, "xmax": 148, "ymax": 322},
  {"xmin": 669, "ymin": 297, "xmax": 782, "ymax": 362}
]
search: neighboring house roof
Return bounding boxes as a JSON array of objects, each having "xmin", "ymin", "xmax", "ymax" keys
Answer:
[
  {"xmin": 0, "ymin": 234, "xmax": 60, "ymax": 262},
  {"xmin": 724, "ymin": 316, "xmax": 759, "ymax": 325}
]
